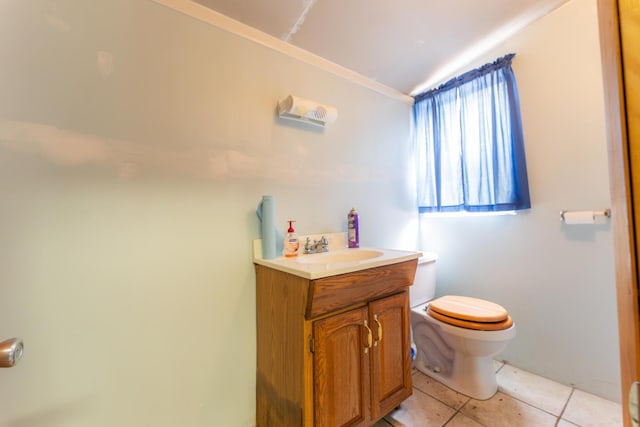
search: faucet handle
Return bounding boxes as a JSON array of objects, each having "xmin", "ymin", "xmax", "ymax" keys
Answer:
[
  {"xmin": 318, "ymin": 236, "xmax": 329, "ymax": 252},
  {"xmin": 0, "ymin": 338, "xmax": 24, "ymax": 368},
  {"xmin": 304, "ymin": 237, "xmax": 313, "ymax": 254}
]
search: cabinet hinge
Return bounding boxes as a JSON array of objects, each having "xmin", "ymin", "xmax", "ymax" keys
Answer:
[{"xmin": 308, "ymin": 335, "xmax": 315, "ymax": 354}]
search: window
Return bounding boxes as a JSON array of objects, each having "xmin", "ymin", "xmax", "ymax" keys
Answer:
[{"xmin": 413, "ymin": 53, "xmax": 530, "ymax": 213}]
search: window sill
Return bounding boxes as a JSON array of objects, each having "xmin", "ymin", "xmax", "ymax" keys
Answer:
[{"xmin": 419, "ymin": 210, "xmax": 517, "ymax": 218}]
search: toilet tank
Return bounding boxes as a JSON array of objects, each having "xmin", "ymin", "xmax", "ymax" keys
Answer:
[{"xmin": 409, "ymin": 252, "xmax": 438, "ymax": 307}]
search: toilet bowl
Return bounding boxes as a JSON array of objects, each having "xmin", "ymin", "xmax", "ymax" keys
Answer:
[{"xmin": 410, "ymin": 254, "xmax": 516, "ymax": 400}]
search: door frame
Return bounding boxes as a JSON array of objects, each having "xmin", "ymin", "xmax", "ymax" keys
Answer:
[{"xmin": 597, "ymin": 1, "xmax": 640, "ymax": 426}]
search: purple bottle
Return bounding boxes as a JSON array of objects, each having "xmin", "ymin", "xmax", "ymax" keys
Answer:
[{"xmin": 348, "ymin": 208, "xmax": 359, "ymax": 248}]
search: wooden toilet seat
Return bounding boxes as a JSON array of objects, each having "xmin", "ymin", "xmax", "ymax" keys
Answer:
[{"xmin": 427, "ymin": 295, "xmax": 513, "ymax": 331}]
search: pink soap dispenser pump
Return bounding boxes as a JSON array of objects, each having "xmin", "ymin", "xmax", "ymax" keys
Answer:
[
  {"xmin": 348, "ymin": 208, "xmax": 359, "ymax": 248},
  {"xmin": 283, "ymin": 220, "xmax": 299, "ymax": 257}
]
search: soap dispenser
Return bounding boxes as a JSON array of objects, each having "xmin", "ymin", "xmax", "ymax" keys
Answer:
[{"xmin": 283, "ymin": 220, "xmax": 299, "ymax": 258}]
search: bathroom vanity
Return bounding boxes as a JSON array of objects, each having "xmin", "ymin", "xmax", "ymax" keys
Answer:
[{"xmin": 253, "ymin": 240, "xmax": 420, "ymax": 427}]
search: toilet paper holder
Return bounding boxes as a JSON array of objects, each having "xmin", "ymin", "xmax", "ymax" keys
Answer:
[{"xmin": 559, "ymin": 209, "xmax": 611, "ymax": 222}]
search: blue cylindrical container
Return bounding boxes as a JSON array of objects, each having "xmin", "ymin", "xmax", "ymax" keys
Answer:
[{"xmin": 258, "ymin": 195, "xmax": 277, "ymax": 259}]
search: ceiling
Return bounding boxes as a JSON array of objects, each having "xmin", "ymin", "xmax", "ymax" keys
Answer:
[{"xmin": 191, "ymin": 0, "xmax": 570, "ymax": 95}]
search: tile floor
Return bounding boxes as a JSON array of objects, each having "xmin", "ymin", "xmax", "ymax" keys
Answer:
[{"xmin": 375, "ymin": 362, "xmax": 623, "ymax": 427}]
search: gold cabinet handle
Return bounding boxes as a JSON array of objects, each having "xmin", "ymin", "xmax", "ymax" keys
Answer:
[
  {"xmin": 363, "ymin": 320, "xmax": 373, "ymax": 354},
  {"xmin": 373, "ymin": 314, "xmax": 383, "ymax": 347}
]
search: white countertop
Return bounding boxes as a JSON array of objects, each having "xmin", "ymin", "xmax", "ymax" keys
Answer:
[{"xmin": 252, "ymin": 233, "xmax": 422, "ymax": 279}]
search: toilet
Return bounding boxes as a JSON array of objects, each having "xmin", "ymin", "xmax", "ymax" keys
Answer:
[{"xmin": 410, "ymin": 253, "xmax": 516, "ymax": 400}]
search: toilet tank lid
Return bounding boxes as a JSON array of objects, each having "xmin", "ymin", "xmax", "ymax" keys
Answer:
[{"xmin": 419, "ymin": 252, "xmax": 438, "ymax": 264}]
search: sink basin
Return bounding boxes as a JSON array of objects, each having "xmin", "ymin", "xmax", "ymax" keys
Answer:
[
  {"xmin": 297, "ymin": 249, "xmax": 384, "ymax": 265},
  {"xmin": 253, "ymin": 232, "xmax": 421, "ymax": 279}
]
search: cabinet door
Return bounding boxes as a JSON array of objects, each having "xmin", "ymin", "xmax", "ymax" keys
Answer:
[
  {"xmin": 369, "ymin": 292, "xmax": 412, "ymax": 419},
  {"xmin": 313, "ymin": 307, "xmax": 371, "ymax": 427}
]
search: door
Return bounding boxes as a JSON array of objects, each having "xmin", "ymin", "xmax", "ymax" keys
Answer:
[
  {"xmin": 313, "ymin": 306, "xmax": 371, "ymax": 427},
  {"xmin": 598, "ymin": 1, "xmax": 640, "ymax": 426},
  {"xmin": 369, "ymin": 292, "xmax": 412, "ymax": 420}
]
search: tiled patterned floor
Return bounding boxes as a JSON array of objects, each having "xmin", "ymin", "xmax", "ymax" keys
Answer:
[{"xmin": 375, "ymin": 362, "xmax": 623, "ymax": 427}]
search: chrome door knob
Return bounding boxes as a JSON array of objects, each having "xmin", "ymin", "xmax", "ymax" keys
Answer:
[{"xmin": 0, "ymin": 338, "xmax": 24, "ymax": 367}]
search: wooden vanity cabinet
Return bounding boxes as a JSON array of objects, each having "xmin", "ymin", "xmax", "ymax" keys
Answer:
[{"xmin": 255, "ymin": 259, "xmax": 417, "ymax": 427}]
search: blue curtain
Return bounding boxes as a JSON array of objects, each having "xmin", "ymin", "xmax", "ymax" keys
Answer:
[{"xmin": 413, "ymin": 53, "xmax": 530, "ymax": 212}]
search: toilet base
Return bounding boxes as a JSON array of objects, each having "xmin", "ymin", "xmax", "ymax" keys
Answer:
[{"xmin": 414, "ymin": 353, "xmax": 498, "ymax": 400}]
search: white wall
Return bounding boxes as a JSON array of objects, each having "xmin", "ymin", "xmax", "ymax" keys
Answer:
[
  {"xmin": 0, "ymin": 1, "xmax": 415, "ymax": 426},
  {"xmin": 419, "ymin": 0, "xmax": 620, "ymax": 402},
  {"xmin": 0, "ymin": 0, "xmax": 621, "ymax": 426}
]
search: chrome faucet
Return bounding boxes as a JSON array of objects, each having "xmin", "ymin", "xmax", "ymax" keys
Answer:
[{"xmin": 304, "ymin": 236, "xmax": 329, "ymax": 254}]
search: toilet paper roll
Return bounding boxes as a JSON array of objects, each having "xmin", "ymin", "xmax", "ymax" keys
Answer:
[{"xmin": 562, "ymin": 211, "xmax": 595, "ymax": 224}]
